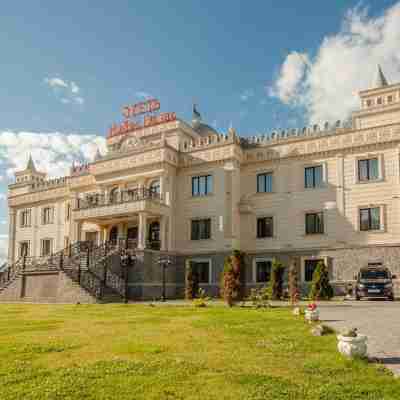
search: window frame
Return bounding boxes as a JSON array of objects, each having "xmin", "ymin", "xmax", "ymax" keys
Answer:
[
  {"xmin": 256, "ymin": 216, "xmax": 274, "ymax": 238},
  {"xmin": 357, "ymin": 158, "xmax": 379, "ymax": 182},
  {"xmin": 190, "ymin": 218, "xmax": 212, "ymax": 241},
  {"xmin": 304, "ymin": 164, "xmax": 324, "ymax": 189},
  {"xmin": 305, "ymin": 212, "xmax": 324, "ymax": 235},
  {"xmin": 40, "ymin": 238, "xmax": 53, "ymax": 257},
  {"xmin": 191, "ymin": 175, "xmax": 213, "ymax": 197},
  {"xmin": 20, "ymin": 208, "xmax": 31, "ymax": 228},
  {"xmin": 189, "ymin": 258, "xmax": 212, "ymax": 284},
  {"xmin": 359, "ymin": 207, "xmax": 382, "ymax": 232},
  {"xmin": 300, "ymin": 256, "xmax": 328, "ymax": 283},
  {"xmin": 18, "ymin": 241, "xmax": 30, "ymax": 258},
  {"xmin": 42, "ymin": 206, "xmax": 54, "ymax": 225},
  {"xmin": 253, "ymin": 258, "xmax": 273, "ymax": 283},
  {"xmin": 256, "ymin": 171, "xmax": 273, "ymax": 193}
]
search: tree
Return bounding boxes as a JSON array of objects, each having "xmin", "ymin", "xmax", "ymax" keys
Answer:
[
  {"xmin": 221, "ymin": 250, "xmax": 245, "ymax": 307},
  {"xmin": 185, "ymin": 260, "xmax": 198, "ymax": 300},
  {"xmin": 288, "ymin": 260, "xmax": 300, "ymax": 306},
  {"xmin": 268, "ymin": 259, "xmax": 285, "ymax": 300},
  {"xmin": 309, "ymin": 261, "xmax": 334, "ymax": 300}
]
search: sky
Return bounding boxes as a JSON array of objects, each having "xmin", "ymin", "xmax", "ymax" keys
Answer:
[{"xmin": 1, "ymin": 0, "xmax": 400, "ymax": 263}]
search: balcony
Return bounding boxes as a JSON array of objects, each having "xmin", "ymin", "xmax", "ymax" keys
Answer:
[{"xmin": 73, "ymin": 188, "xmax": 169, "ymax": 221}]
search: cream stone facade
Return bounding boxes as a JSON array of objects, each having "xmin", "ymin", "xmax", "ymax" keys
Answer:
[{"xmin": 3, "ymin": 66, "xmax": 400, "ymax": 301}]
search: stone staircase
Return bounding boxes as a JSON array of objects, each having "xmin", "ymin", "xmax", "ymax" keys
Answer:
[{"xmin": 0, "ymin": 241, "xmax": 134, "ymax": 303}]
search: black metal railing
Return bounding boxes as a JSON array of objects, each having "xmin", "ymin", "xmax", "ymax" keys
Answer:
[{"xmin": 76, "ymin": 188, "xmax": 162, "ymax": 210}]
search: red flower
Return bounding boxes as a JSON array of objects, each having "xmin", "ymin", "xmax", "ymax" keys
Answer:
[{"xmin": 308, "ymin": 303, "xmax": 317, "ymax": 311}]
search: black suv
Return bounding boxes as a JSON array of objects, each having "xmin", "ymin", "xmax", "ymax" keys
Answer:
[{"xmin": 355, "ymin": 266, "xmax": 396, "ymax": 301}]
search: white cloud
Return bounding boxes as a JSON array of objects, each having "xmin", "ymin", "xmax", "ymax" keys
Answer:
[
  {"xmin": 44, "ymin": 77, "xmax": 68, "ymax": 89},
  {"xmin": 44, "ymin": 77, "xmax": 85, "ymax": 106},
  {"xmin": 135, "ymin": 91, "xmax": 152, "ymax": 100},
  {"xmin": 240, "ymin": 89, "xmax": 255, "ymax": 102},
  {"xmin": 0, "ymin": 194, "xmax": 6, "ymax": 201},
  {"xmin": 0, "ymin": 131, "xmax": 107, "ymax": 179},
  {"xmin": 0, "ymin": 234, "xmax": 8, "ymax": 266},
  {"xmin": 269, "ymin": 3, "xmax": 400, "ymax": 124}
]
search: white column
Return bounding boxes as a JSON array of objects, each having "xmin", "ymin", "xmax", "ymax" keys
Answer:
[
  {"xmin": 160, "ymin": 215, "xmax": 167, "ymax": 251},
  {"xmin": 8, "ymin": 209, "xmax": 16, "ymax": 264},
  {"xmin": 138, "ymin": 212, "xmax": 147, "ymax": 250}
]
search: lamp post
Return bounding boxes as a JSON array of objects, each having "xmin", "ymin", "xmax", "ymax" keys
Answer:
[
  {"xmin": 158, "ymin": 256, "xmax": 172, "ymax": 302},
  {"xmin": 121, "ymin": 251, "xmax": 136, "ymax": 304}
]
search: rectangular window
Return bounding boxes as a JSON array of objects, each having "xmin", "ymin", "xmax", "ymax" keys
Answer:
[
  {"xmin": 358, "ymin": 158, "xmax": 379, "ymax": 182},
  {"xmin": 20, "ymin": 209, "xmax": 31, "ymax": 227},
  {"xmin": 304, "ymin": 165, "xmax": 323, "ymax": 188},
  {"xmin": 41, "ymin": 239, "xmax": 53, "ymax": 257},
  {"xmin": 360, "ymin": 207, "xmax": 381, "ymax": 231},
  {"xmin": 42, "ymin": 207, "xmax": 54, "ymax": 225},
  {"xmin": 257, "ymin": 172, "xmax": 273, "ymax": 193},
  {"xmin": 255, "ymin": 260, "xmax": 272, "ymax": 283},
  {"xmin": 19, "ymin": 241, "xmax": 30, "ymax": 258},
  {"xmin": 304, "ymin": 259, "xmax": 323, "ymax": 282},
  {"xmin": 191, "ymin": 260, "xmax": 211, "ymax": 283},
  {"xmin": 191, "ymin": 219, "xmax": 211, "ymax": 240},
  {"xmin": 257, "ymin": 217, "xmax": 273, "ymax": 238},
  {"xmin": 305, "ymin": 212, "xmax": 324, "ymax": 234},
  {"xmin": 192, "ymin": 175, "xmax": 213, "ymax": 196},
  {"xmin": 388, "ymin": 95, "xmax": 393, "ymax": 103}
]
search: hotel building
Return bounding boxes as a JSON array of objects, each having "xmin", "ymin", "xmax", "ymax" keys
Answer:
[{"xmin": 1, "ymin": 66, "xmax": 400, "ymax": 302}]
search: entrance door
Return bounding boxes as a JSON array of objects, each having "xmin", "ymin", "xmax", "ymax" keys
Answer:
[
  {"xmin": 127, "ymin": 227, "xmax": 138, "ymax": 249},
  {"xmin": 109, "ymin": 226, "xmax": 118, "ymax": 245},
  {"xmin": 148, "ymin": 221, "xmax": 160, "ymax": 250}
]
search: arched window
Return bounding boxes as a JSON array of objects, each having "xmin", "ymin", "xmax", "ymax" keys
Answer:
[
  {"xmin": 149, "ymin": 180, "xmax": 160, "ymax": 197},
  {"xmin": 109, "ymin": 187, "xmax": 119, "ymax": 203}
]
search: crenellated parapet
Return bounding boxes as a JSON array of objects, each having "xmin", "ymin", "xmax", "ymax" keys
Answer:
[{"xmin": 30, "ymin": 176, "xmax": 69, "ymax": 192}]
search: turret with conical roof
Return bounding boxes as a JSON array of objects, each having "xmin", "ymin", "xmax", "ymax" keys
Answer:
[
  {"xmin": 353, "ymin": 64, "xmax": 400, "ymax": 129},
  {"xmin": 375, "ymin": 64, "xmax": 389, "ymax": 88},
  {"xmin": 14, "ymin": 154, "xmax": 46, "ymax": 185}
]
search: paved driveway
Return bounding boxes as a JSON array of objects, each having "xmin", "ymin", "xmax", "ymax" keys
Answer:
[{"xmin": 318, "ymin": 301, "xmax": 400, "ymax": 376}]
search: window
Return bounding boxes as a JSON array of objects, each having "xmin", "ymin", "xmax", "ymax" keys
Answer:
[
  {"xmin": 358, "ymin": 158, "xmax": 379, "ymax": 182},
  {"xmin": 42, "ymin": 207, "xmax": 54, "ymax": 225},
  {"xmin": 360, "ymin": 207, "xmax": 381, "ymax": 231},
  {"xmin": 257, "ymin": 172, "xmax": 273, "ymax": 193},
  {"xmin": 366, "ymin": 99, "xmax": 372, "ymax": 107},
  {"xmin": 305, "ymin": 212, "xmax": 324, "ymax": 234},
  {"xmin": 304, "ymin": 259, "xmax": 323, "ymax": 282},
  {"xmin": 255, "ymin": 259, "xmax": 272, "ymax": 283},
  {"xmin": 191, "ymin": 219, "xmax": 211, "ymax": 240},
  {"xmin": 388, "ymin": 95, "xmax": 393, "ymax": 103},
  {"xmin": 377, "ymin": 97, "xmax": 382, "ymax": 105},
  {"xmin": 190, "ymin": 260, "xmax": 211, "ymax": 283},
  {"xmin": 19, "ymin": 241, "xmax": 30, "ymax": 258},
  {"xmin": 20, "ymin": 209, "xmax": 31, "ymax": 227},
  {"xmin": 149, "ymin": 180, "xmax": 160, "ymax": 196},
  {"xmin": 257, "ymin": 217, "xmax": 273, "ymax": 238},
  {"xmin": 192, "ymin": 175, "xmax": 213, "ymax": 196},
  {"xmin": 305, "ymin": 165, "xmax": 323, "ymax": 188},
  {"xmin": 41, "ymin": 239, "xmax": 53, "ymax": 257}
]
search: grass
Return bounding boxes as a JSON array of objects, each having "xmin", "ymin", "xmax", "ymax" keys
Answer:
[{"xmin": 0, "ymin": 303, "xmax": 398, "ymax": 399}]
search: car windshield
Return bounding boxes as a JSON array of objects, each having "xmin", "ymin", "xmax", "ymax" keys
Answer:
[{"xmin": 360, "ymin": 270, "xmax": 389, "ymax": 280}]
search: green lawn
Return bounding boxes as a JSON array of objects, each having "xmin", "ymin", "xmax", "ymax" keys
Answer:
[{"xmin": 0, "ymin": 303, "xmax": 398, "ymax": 400}]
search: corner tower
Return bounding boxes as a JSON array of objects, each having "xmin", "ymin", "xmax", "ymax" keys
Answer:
[
  {"xmin": 353, "ymin": 65, "xmax": 400, "ymax": 129},
  {"xmin": 14, "ymin": 155, "xmax": 46, "ymax": 185}
]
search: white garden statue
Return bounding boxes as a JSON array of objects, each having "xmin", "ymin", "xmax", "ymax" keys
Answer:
[{"xmin": 337, "ymin": 328, "xmax": 367, "ymax": 358}]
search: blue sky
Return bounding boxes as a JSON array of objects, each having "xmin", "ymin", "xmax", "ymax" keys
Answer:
[{"xmin": 1, "ymin": 0, "xmax": 400, "ymax": 262}]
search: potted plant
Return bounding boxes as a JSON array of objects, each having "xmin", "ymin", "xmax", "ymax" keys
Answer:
[
  {"xmin": 305, "ymin": 303, "xmax": 319, "ymax": 322},
  {"xmin": 337, "ymin": 328, "xmax": 367, "ymax": 358}
]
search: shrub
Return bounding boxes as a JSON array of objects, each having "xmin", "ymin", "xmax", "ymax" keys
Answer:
[
  {"xmin": 248, "ymin": 286, "xmax": 270, "ymax": 308},
  {"xmin": 185, "ymin": 260, "xmax": 198, "ymax": 300},
  {"xmin": 221, "ymin": 250, "xmax": 245, "ymax": 307},
  {"xmin": 288, "ymin": 261, "xmax": 300, "ymax": 306},
  {"xmin": 268, "ymin": 259, "xmax": 285, "ymax": 300},
  {"xmin": 309, "ymin": 261, "xmax": 334, "ymax": 300},
  {"xmin": 193, "ymin": 288, "xmax": 210, "ymax": 308}
]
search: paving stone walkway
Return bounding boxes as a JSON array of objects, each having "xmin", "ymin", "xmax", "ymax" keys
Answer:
[{"xmin": 318, "ymin": 301, "xmax": 400, "ymax": 376}]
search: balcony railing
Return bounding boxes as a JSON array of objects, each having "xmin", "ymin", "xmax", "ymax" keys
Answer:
[{"xmin": 76, "ymin": 188, "xmax": 162, "ymax": 210}]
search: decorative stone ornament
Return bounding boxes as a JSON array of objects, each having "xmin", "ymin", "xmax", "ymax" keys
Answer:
[
  {"xmin": 305, "ymin": 309, "xmax": 319, "ymax": 322},
  {"xmin": 337, "ymin": 334, "xmax": 367, "ymax": 358}
]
